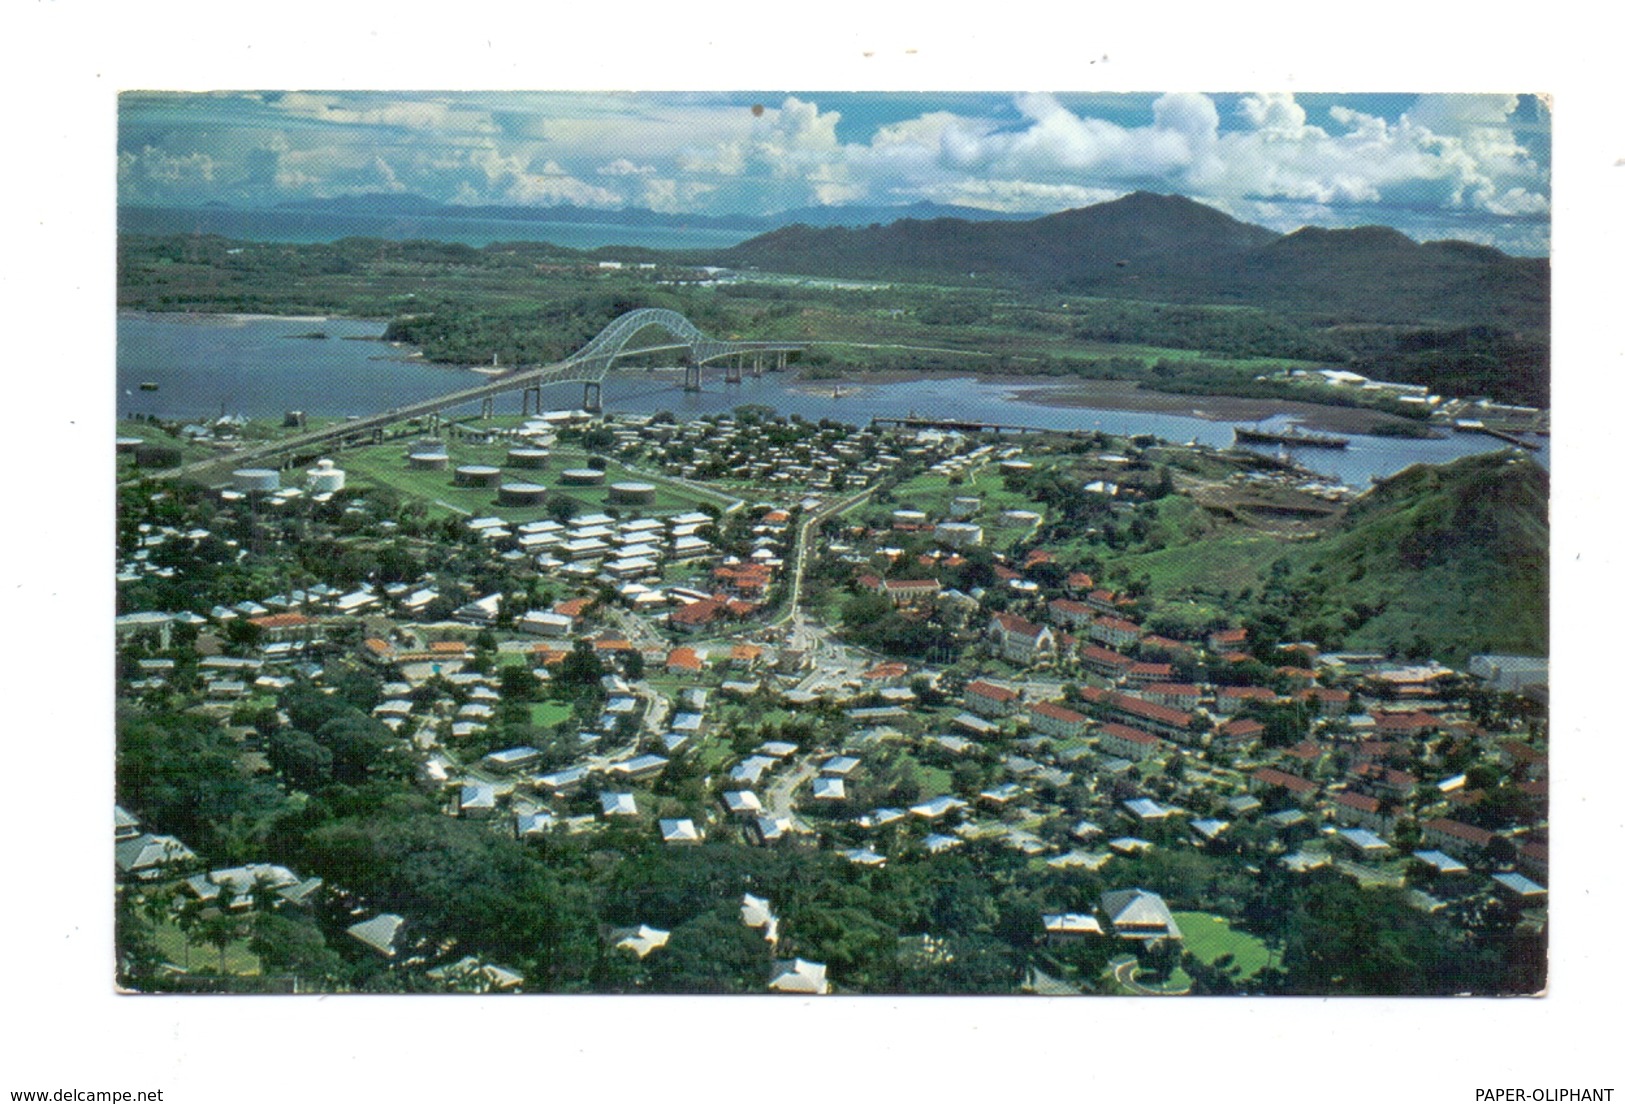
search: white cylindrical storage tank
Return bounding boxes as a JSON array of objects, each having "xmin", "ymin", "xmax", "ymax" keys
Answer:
[
  {"xmin": 609, "ymin": 482, "xmax": 656, "ymax": 506},
  {"xmin": 407, "ymin": 449, "xmax": 450, "ymax": 471},
  {"xmin": 999, "ymin": 460, "xmax": 1034, "ymax": 477},
  {"xmin": 116, "ymin": 436, "xmax": 144, "ymax": 454},
  {"xmin": 306, "ymin": 458, "xmax": 346, "ymax": 493},
  {"xmin": 455, "ymin": 464, "xmax": 503, "ymax": 488},
  {"xmin": 891, "ymin": 508, "xmax": 928, "ymax": 526},
  {"xmin": 232, "ymin": 468, "xmax": 281, "ymax": 493},
  {"xmin": 498, "ymin": 482, "xmax": 548, "ymax": 507},
  {"xmin": 560, "ymin": 468, "xmax": 605, "ymax": 486},
  {"xmin": 506, "ymin": 447, "xmax": 550, "ymax": 469}
]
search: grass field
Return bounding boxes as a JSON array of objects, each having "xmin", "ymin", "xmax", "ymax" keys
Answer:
[
  {"xmin": 1172, "ymin": 911, "xmax": 1274, "ymax": 980},
  {"xmin": 149, "ymin": 917, "xmax": 262, "ymax": 976},
  {"xmin": 529, "ymin": 701, "xmax": 574, "ymax": 727},
  {"xmin": 1110, "ymin": 532, "xmax": 1278, "ymax": 593}
]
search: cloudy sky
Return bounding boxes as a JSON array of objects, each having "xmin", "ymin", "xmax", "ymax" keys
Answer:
[{"xmin": 118, "ymin": 90, "xmax": 1551, "ymax": 254}]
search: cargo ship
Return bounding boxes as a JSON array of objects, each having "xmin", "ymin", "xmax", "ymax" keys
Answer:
[{"xmin": 1233, "ymin": 423, "xmax": 1349, "ymax": 449}]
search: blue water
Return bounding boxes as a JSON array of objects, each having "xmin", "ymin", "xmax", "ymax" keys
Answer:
[
  {"xmin": 117, "ymin": 311, "xmax": 1547, "ymax": 487},
  {"xmin": 118, "ymin": 206, "xmax": 757, "ymax": 251}
]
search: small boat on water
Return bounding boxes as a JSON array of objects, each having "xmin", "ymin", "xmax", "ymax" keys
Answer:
[
  {"xmin": 139, "ymin": 381, "xmax": 159, "ymax": 391},
  {"xmin": 1233, "ymin": 423, "xmax": 1349, "ymax": 449}
]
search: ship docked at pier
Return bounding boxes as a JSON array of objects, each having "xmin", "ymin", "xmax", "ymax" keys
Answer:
[{"xmin": 1233, "ymin": 423, "xmax": 1350, "ymax": 449}]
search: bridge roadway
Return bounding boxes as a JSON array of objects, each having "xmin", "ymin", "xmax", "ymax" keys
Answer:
[{"xmin": 159, "ymin": 308, "xmax": 804, "ymax": 479}]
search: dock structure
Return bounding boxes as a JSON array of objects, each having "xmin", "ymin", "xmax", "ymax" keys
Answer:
[
  {"xmin": 1455, "ymin": 422, "xmax": 1541, "ymax": 448},
  {"xmin": 869, "ymin": 416, "xmax": 1061, "ymax": 436}
]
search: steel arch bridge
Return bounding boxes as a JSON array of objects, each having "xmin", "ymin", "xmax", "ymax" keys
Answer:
[
  {"xmin": 509, "ymin": 307, "xmax": 806, "ymax": 409},
  {"xmin": 170, "ymin": 309, "xmax": 806, "ymax": 475}
]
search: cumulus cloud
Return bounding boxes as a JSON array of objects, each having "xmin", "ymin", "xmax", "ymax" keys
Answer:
[
  {"xmin": 273, "ymin": 92, "xmax": 497, "ymax": 136},
  {"xmin": 117, "ymin": 90, "xmax": 1550, "ymax": 252},
  {"xmin": 597, "ymin": 159, "xmax": 656, "ymax": 176}
]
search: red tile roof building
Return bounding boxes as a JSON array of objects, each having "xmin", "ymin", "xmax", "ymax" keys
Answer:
[
  {"xmin": 1098, "ymin": 722, "xmax": 1163, "ymax": 761},
  {"xmin": 1028, "ymin": 700, "xmax": 1089, "ymax": 739},
  {"xmin": 965, "ymin": 679, "xmax": 1022, "ymax": 717}
]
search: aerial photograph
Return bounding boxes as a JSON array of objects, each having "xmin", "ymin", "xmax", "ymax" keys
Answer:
[{"xmin": 114, "ymin": 90, "xmax": 1550, "ymax": 996}]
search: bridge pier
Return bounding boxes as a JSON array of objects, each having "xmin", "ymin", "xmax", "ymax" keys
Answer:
[
  {"xmin": 372, "ymin": 427, "xmax": 384, "ymax": 445},
  {"xmin": 776, "ymin": 351, "xmax": 787, "ymax": 372},
  {"xmin": 683, "ymin": 363, "xmax": 703, "ymax": 392},
  {"xmin": 724, "ymin": 359, "xmax": 743, "ymax": 385},
  {"xmin": 522, "ymin": 385, "xmax": 543, "ymax": 416},
  {"xmin": 428, "ymin": 412, "xmax": 441, "ymax": 436},
  {"xmin": 480, "ymin": 397, "xmax": 494, "ymax": 420},
  {"xmin": 751, "ymin": 353, "xmax": 763, "ymax": 379},
  {"xmin": 583, "ymin": 381, "xmax": 602, "ymax": 414}
]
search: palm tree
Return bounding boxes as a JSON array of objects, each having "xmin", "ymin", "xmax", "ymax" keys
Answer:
[
  {"xmin": 175, "ymin": 896, "xmax": 205, "ymax": 970},
  {"xmin": 201, "ymin": 911, "xmax": 239, "ymax": 974}
]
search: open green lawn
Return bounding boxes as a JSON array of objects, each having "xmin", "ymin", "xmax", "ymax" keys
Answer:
[
  {"xmin": 529, "ymin": 701, "xmax": 574, "ymax": 727},
  {"xmin": 1172, "ymin": 911, "xmax": 1274, "ymax": 980},
  {"xmin": 1110, "ymin": 532, "xmax": 1277, "ymax": 593},
  {"xmin": 150, "ymin": 917, "xmax": 262, "ymax": 976}
]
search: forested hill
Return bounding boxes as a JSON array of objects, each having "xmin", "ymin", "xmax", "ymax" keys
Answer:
[
  {"xmin": 725, "ymin": 191, "xmax": 1279, "ymax": 285},
  {"xmin": 1285, "ymin": 451, "xmax": 1549, "ymax": 663},
  {"xmin": 720, "ymin": 191, "xmax": 1549, "ymax": 332}
]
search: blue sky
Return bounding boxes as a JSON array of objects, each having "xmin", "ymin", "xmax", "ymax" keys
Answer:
[{"xmin": 118, "ymin": 90, "xmax": 1551, "ymax": 254}]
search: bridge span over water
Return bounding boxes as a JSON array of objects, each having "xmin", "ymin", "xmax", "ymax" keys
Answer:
[{"xmin": 177, "ymin": 308, "xmax": 804, "ymax": 474}]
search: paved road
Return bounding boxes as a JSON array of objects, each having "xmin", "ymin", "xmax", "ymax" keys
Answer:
[
  {"xmin": 765, "ymin": 756, "xmax": 821, "ymax": 818},
  {"xmin": 770, "ymin": 484, "xmax": 877, "ymax": 631},
  {"xmin": 1110, "ymin": 956, "xmax": 1192, "ymax": 996}
]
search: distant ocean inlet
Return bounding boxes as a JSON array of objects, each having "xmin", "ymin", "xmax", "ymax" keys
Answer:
[{"xmin": 117, "ymin": 206, "xmax": 759, "ymax": 251}]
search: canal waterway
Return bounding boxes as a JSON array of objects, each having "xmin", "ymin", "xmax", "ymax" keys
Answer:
[{"xmin": 118, "ymin": 311, "xmax": 1548, "ymax": 487}]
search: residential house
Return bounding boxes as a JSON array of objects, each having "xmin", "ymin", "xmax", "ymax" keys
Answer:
[
  {"xmin": 1421, "ymin": 818, "xmax": 1497, "ymax": 858},
  {"xmin": 1250, "ymin": 767, "xmax": 1318, "ymax": 803},
  {"xmin": 346, "ymin": 913, "xmax": 406, "ymax": 958},
  {"xmin": 769, "ymin": 958, "xmax": 830, "ymax": 994},
  {"xmin": 1097, "ymin": 722, "xmax": 1162, "ymax": 762},
  {"xmin": 965, "ymin": 679, "xmax": 1022, "ymax": 718},
  {"xmin": 1330, "ymin": 790, "xmax": 1395, "ymax": 835},
  {"xmin": 665, "ymin": 646, "xmax": 705, "ymax": 675},
  {"xmin": 659, "ymin": 818, "xmax": 703, "ymax": 844},
  {"xmin": 1214, "ymin": 685, "xmax": 1276, "ymax": 716},
  {"xmin": 1028, "ymin": 700, "xmax": 1089, "ymax": 740},
  {"xmin": 1210, "ymin": 717, "xmax": 1266, "ymax": 750},
  {"xmin": 1099, "ymin": 888, "xmax": 1183, "ymax": 943},
  {"xmin": 1047, "ymin": 598, "xmax": 1094, "ymax": 630},
  {"xmin": 1139, "ymin": 683, "xmax": 1201, "ymax": 712},
  {"xmin": 1090, "ymin": 616, "xmax": 1142, "ymax": 649},
  {"xmin": 1078, "ymin": 644, "xmax": 1136, "ymax": 679},
  {"xmin": 1042, "ymin": 914, "xmax": 1104, "ymax": 942},
  {"xmin": 1105, "ymin": 693, "xmax": 1196, "ymax": 743}
]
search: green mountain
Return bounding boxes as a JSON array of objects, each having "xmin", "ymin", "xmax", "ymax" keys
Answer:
[
  {"xmin": 720, "ymin": 191, "xmax": 1550, "ymax": 403},
  {"xmin": 724, "ymin": 191, "xmax": 1281, "ymax": 285},
  {"xmin": 725, "ymin": 193, "xmax": 1546, "ymax": 327},
  {"xmin": 1117, "ymin": 450, "xmax": 1547, "ymax": 664},
  {"xmin": 1266, "ymin": 451, "xmax": 1548, "ymax": 663}
]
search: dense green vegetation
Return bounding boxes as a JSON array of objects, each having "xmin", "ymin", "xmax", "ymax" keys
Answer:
[
  {"xmin": 116, "ymin": 691, "xmax": 1538, "ymax": 995},
  {"xmin": 1107, "ymin": 450, "xmax": 1548, "ymax": 663}
]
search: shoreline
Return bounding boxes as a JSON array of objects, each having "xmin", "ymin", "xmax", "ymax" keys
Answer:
[
  {"xmin": 118, "ymin": 307, "xmax": 389, "ymax": 327},
  {"xmin": 800, "ymin": 369, "xmax": 1422, "ymax": 435}
]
